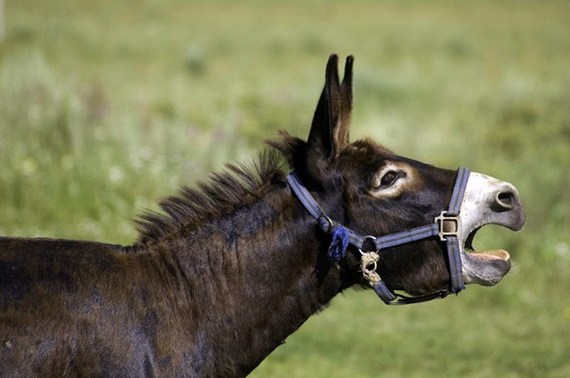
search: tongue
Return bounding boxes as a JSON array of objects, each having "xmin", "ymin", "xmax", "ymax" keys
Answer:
[{"xmin": 469, "ymin": 249, "xmax": 511, "ymax": 261}]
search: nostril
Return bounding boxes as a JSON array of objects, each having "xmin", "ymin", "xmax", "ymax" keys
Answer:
[
  {"xmin": 498, "ymin": 191, "xmax": 514, "ymax": 205},
  {"xmin": 494, "ymin": 190, "xmax": 515, "ymax": 211}
]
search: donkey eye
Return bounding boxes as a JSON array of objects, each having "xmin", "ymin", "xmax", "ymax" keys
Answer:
[
  {"xmin": 380, "ymin": 170, "xmax": 401, "ymax": 187},
  {"xmin": 369, "ymin": 165, "xmax": 410, "ymax": 193}
]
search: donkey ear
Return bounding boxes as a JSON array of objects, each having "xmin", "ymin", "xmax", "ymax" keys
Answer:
[
  {"xmin": 338, "ymin": 55, "xmax": 354, "ymax": 146},
  {"xmin": 307, "ymin": 54, "xmax": 353, "ymax": 162}
]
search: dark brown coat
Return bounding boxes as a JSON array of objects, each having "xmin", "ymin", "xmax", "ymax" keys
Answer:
[{"xmin": 1, "ymin": 55, "xmax": 470, "ymax": 377}]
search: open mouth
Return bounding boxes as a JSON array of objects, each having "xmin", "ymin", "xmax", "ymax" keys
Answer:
[
  {"xmin": 464, "ymin": 227, "xmax": 511, "ymax": 262},
  {"xmin": 459, "ymin": 222, "xmax": 521, "ymax": 287}
]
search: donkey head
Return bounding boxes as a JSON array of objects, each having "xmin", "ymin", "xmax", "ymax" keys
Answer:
[{"xmin": 275, "ymin": 54, "xmax": 526, "ymax": 301}]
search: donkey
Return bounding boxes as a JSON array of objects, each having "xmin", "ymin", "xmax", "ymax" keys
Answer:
[{"xmin": 0, "ymin": 54, "xmax": 525, "ymax": 377}]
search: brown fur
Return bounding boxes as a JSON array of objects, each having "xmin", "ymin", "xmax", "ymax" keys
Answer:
[{"xmin": 1, "ymin": 55, "xmax": 461, "ymax": 376}]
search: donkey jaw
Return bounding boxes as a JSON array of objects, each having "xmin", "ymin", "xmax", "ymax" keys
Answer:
[{"xmin": 458, "ymin": 172, "xmax": 526, "ymax": 287}]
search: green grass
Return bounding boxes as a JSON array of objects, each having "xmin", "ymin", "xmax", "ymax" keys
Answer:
[{"xmin": 1, "ymin": 1, "xmax": 569, "ymax": 376}]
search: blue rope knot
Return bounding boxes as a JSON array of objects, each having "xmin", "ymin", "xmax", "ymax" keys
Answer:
[{"xmin": 328, "ymin": 225, "xmax": 350, "ymax": 262}]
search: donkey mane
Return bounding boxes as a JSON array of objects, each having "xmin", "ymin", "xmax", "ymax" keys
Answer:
[{"xmin": 135, "ymin": 149, "xmax": 286, "ymax": 244}]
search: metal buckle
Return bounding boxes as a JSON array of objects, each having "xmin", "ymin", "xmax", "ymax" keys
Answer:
[
  {"xmin": 359, "ymin": 235, "xmax": 378, "ymax": 254},
  {"xmin": 435, "ymin": 211, "xmax": 460, "ymax": 241}
]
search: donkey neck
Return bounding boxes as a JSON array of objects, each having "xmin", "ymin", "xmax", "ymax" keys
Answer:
[{"xmin": 142, "ymin": 185, "xmax": 352, "ymax": 376}]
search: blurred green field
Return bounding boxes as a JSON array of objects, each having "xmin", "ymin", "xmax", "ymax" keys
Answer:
[{"xmin": 1, "ymin": 1, "xmax": 569, "ymax": 376}]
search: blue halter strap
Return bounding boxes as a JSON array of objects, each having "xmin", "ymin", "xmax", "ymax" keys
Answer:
[{"xmin": 286, "ymin": 167, "xmax": 470, "ymax": 305}]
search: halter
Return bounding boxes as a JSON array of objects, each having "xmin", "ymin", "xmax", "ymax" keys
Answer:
[{"xmin": 286, "ymin": 167, "xmax": 470, "ymax": 305}]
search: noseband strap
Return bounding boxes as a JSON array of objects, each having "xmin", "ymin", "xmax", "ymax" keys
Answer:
[{"xmin": 286, "ymin": 167, "xmax": 470, "ymax": 305}]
